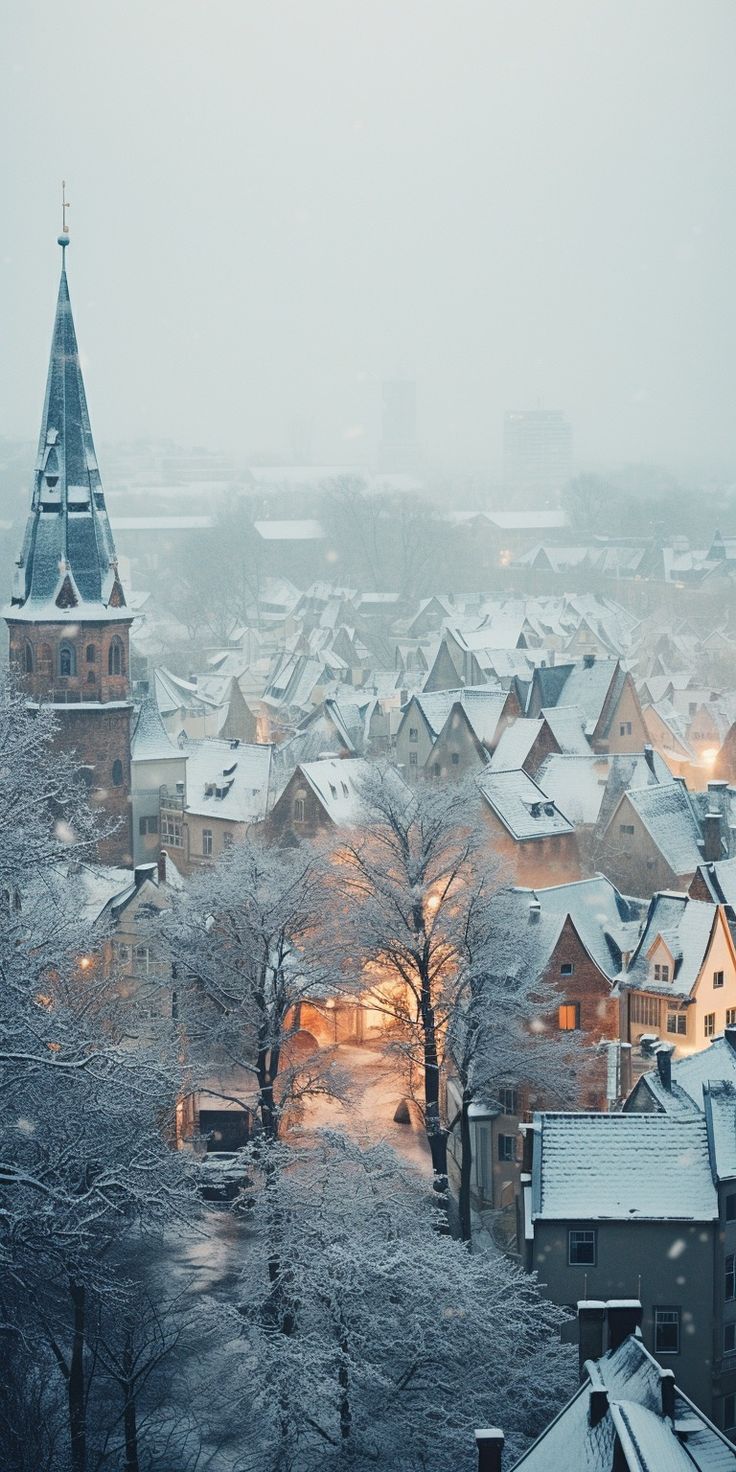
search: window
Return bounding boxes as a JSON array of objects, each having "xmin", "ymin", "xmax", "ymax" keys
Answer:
[
  {"xmin": 451, "ymin": 752, "xmax": 460, "ymax": 766},
  {"xmin": 727, "ymin": 1009, "xmax": 736, "ymax": 1027},
  {"xmin": 115, "ymin": 942, "xmax": 130, "ymax": 964},
  {"xmin": 726, "ymin": 1194, "xmax": 736, "ymax": 1223},
  {"xmin": 222, "ymin": 833, "xmax": 233, "ymax": 849},
  {"xmin": 726, "ymin": 1395, "xmax": 736, "ymax": 1432},
  {"xmin": 619, "ymin": 823, "xmax": 635, "ymax": 836},
  {"xmin": 568, "ymin": 1229, "xmax": 596, "ymax": 1266},
  {"xmin": 23, "ymin": 642, "xmax": 33, "ymax": 674},
  {"xmin": 705, "ymin": 1012, "xmax": 716, "ymax": 1039},
  {"xmin": 86, "ymin": 644, "xmax": 96, "ymax": 663},
  {"xmin": 59, "ymin": 644, "xmax": 76, "ymax": 677},
  {"xmin": 293, "ymin": 796, "xmax": 306, "ymax": 823},
  {"xmin": 560, "ymin": 962, "xmax": 574, "ymax": 977},
  {"xmin": 726, "ymin": 1254, "xmax": 735, "ymax": 1301},
  {"xmin": 654, "ymin": 963, "xmax": 670, "ymax": 982},
  {"xmin": 111, "ymin": 759, "xmax": 124, "ymax": 787},
  {"xmin": 498, "ymin": 1088, "xmax": 518, "ymax": 1115},
  {"xmin": 409, "ymin": 727, "xmax": 418, "ymax": 743},
  {"xmin": 108, "ymin": 638, "xmax": 124, "ymax": 676},
  {"xmin": 433, "ymin": 763, "xmax": 440, "ymax": 777},
  {"xmin": 133, "ymin": 944, "xmax": 155, "ymax": 976},
  {"xmin": 497, "ymin": 1134, "xmax": 516, "ymax": 1162},
  {"xmin": 654, "ymin": 1308, "xmax": 680, "ymax": 1355},
  {"xmin": 87, "ymin": 671, "xmax": 96, "ymax": 684},
  {"xmin": 714, "ymin": 970, "xmax": 725, "ymax": 989},
  {"xmin": 619, "ymin": 721, "xmax": 632, "ymax": 736},
  {"xmin": 630, "ymin": 994, "xmax": 660, "ymax": 1027},
  {"xmin": 725, "ymin": 1324, "xmax": 736, "ymax": 1354},
  {"xmin": 558, "ymin": 1002, "xmax": 580, "ymax": 1031},
  {"xmin": 202, "ymin": 829, "xmax": 213, "ymax": 857},
  {"xmin": 161, "ymin": 813, "xmax": 182, "ymax": 847},
  {"xmin": 666, "ymin": 1013, "xmax": 687, "ymax": 1035},
  {"xmin": 138, "ymin": 815, "xmax": 159, "ymax": 836},
  {"xmin": 409, "ymin": 752, "xmax": 418, "ymax": 767}
]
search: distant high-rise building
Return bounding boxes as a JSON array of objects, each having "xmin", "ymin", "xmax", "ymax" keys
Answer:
[
  {"xmin": 503, "ymin": 410, "xmax": 573, "ymax": 500},
  {"xmin": 379, "ymin": 379, "xmax": 417, "ymax": 470}
]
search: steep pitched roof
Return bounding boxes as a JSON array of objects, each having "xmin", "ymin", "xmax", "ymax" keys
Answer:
[
  {"xmin": 131, "ymin": 695, "xmax": 181, "ymax": 763},
  {"xmin": 617, "ymin": 783, "xmax": 705, "ymax": 877},
  {"xmin": 621, "ymin": 893, "xmax": 721, "ymax": 999},
  {"xmin": 704, "ymin": 1080, "xmax": 736, "ymax": 1182},
  {"xmin": 180, "ymin": 737, "xmax": 273, "ymax": 823},
  {"xmin": 8, "ymin": 246, "xmax": 128, "ymax": 623},
  {"xmin": 512, "ymin": 1331, "xmax": 735, "ymax": 1471}
]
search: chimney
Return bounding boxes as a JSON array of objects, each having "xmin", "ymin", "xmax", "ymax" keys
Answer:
[
  {"xmin": 639, "ymin": 1033, "xmax": 660, "ymax": 1058},
  {"xmin": 659, "ymin": 1367, "xmax": 676, "ymax": 1422},
  {"xmin": 643, "ymin": 744, "xmax": 656, "ymax": 777},
  {"xmin": 655, "ymin": 1043, "xmax": 674, "ymax": 1092},
  {"xmin": 584, "ymin": 1365, "xmax": 609, "ymax": 1427},
  {"xmin": 577, "ymin": 1302, "xmax": 607, "ymax": 1379},
  {"xmin": 583, "ymin": 653, "xmax": 596, "ymax": 669},
  {"xmin": 620, "ymin": 1042, "xmax": 633, "ymax": 1099},
  {"xmin": 157, "ymin": 849, "xmax": 167, "ymax": 883},
  {"xmin": 725, "ymin": 1026, "xmax": 736, "ymax": 1054},
  {"xmin": 529, "ymin": 899, "xmax": 541, "ymax": 923},
  {"xmin": 708, "ymin": 779, "xmax": 728, "ymax": 814},
  {"xmin": 606, "ymin": 1300, "xmax": 642, "ymax": 1351},
  {"xmin": 134, "ymin": 862, "xmax": 158, "ymax": 891},
  {"xmin": 703, "ymin": 810, "xmax": 723, "ymax": 863},
  {"xmin": 474, "ymin": 1429, "xmax": 504, "ymax": 1472}
]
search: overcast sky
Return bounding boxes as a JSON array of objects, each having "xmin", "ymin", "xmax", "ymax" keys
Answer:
[{"xmin": 1, "ymin": 0, "xmax": 735, "ymax": 476}]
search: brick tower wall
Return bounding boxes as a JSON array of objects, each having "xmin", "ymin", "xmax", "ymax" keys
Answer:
[{"xmin": 7, "ymin": 618, "xmax": 133, "ymax": 867}]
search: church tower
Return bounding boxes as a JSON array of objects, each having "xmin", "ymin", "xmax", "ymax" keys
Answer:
[{"xmin": 5, "ymin": 216, "xmax": 133, "ymax": 866}]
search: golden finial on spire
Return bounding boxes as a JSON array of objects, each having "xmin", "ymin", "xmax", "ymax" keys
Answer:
[{"xmin": 58, "ymin": 179, "xmax": 70, "ymax": 251}]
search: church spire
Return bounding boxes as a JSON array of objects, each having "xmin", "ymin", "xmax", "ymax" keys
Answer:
[{"xmin": 9, "ymin": 209, "xmax": 127, "ymax": 621}]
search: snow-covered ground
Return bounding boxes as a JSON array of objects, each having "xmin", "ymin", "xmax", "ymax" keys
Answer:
[{"xmin": 296, "ymin": 1042, "xmax": 433, "ymax": 1177}]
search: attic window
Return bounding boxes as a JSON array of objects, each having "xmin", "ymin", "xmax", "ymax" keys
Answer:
[
  {"xmin": 714, "ymin": 970, "xmax": 725, "ymax": 989},
  {"xmin": 341, "ymin": 782, "xmax": 349, "ymax": 798},
  {"xmin": 560, "ymin": 963, "xmax": 574, "ymax": 977},
  {"xmin": 654, "ymin": 964, "xmax": 670, "ymax": 983},
  {"xmin": 409, "ymin": 727, "xmax": 418, "ymax": 743},
  {"xmin": 45, "ymin": 476, "xmax": 59, "ymax": 489},
  {"xmin": 329, "ymin": 784, "xmax": 338, "ymax": 800}
]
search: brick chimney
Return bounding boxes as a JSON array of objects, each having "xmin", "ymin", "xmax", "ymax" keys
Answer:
[
  {"xmin": 606, "ymin": 1300, "xmax": 642, "ymax": 1351},
  {"xmin": 577, "ymin": 1302, "xmax": 607, "ymax": 1379},
  {"xmin": 529, "ymin": 899, "xmax": 541, "ymax": 923},
  {"xmin": 655, "ymin": 1043, "xmax": 674, "ymax": 1092},
  {"xmin": 475, "ymin": 1429, "xmax": 504, "ymax": 1472}
]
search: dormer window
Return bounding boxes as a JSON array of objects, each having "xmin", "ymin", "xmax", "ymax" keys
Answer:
[
  {"xmin": 45, "ymin": 476, "xmax": 59, "ymax": 489},
  {"xmin": 59, "ymin": 644, "xmax": 76, "ymax": 677}
]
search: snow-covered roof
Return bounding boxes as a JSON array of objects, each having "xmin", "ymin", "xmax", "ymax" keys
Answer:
[
  {"xmin": 556, "ymin": 658, "xmax": 621, "ymax": 734},
  {"xmin": 536, "ymin": 754, "xmax": 608, "ymax": 825},
  {"xmin": 512, "ymin": 1332, "xmax": 735, "ymax": 1472},
  {"xmin": 178, "ymin": 738, "xmax": 272, "ymax": 823},
  {"xmin": 486, "ymin": 877, "xmax": 638, "ymax": 986},
  {"xmin": 621, "ymin": 783, "xmax": 704, "ymax": 877},
  {"xmin": 531, "ymin": 1111, "xmax": 717, "ymax": 1221},
  {"xmin": 477, "ymin": 769, "xmax": 574, "ymax": 840},
  {"xmin": 489, "ymin": 718, "xmax": 544, "ymax": 771},
  {"xmin": 253, "ymin": 520, "xmax": 325, "ymax": 540},
  {"xmin": 539, "ymin": 704, "xmax": 591, "ymax": 754},
  {"xmin": 622, "ymin": 894, "xmax": 719, "ymax": 998},
  {"xmin": 704, "ymin": 1081, "xmax": 736, "ymax": 1182},
  {"xmin": 111, "ymin": 515, "xmax": 215, "ymax": 531},
  {"xmin": 634, "ymin": 1035, "xmax": 736, "ymax": 1114},
  {"xmin": 131, "ymin": 695, "xmax": 181, "ymax": 763}
]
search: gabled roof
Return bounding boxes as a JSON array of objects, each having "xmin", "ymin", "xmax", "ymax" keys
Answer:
[
  {"xmin": 556, "ymin": 658, "xmax": 622, "ymax": 735},
  {"xmin": 530, "ymin": 1111, "xmax": 717, "ymax": 1221},
  {"xmin": 539, "ymin": 704, "xmax": 591, "ymax": 754},
  {"xmin": 476, "ymin": 769, "xmax": 574, "ymax": 840},
  {"xmin": 8, "ymin": 245, "xmax": 129, "ymax": 624},
  {"xmin": 704, "ymin": 1080, "xmax": 736, "ymax": 1182},
  {"xmin": 618, "ymin": 782, "xmax": 705, "ymax": 877},
  {"xmin": 629, "ymin": 1034, "xmax": 736, "ymax": 1115},
  {"xmin": 489, "ymin": 718, "xmax": 545, "ymax": 771},
  {"xmin": 536, "ymin": 754, "xmax": 607, "ymax": 825},
  {"xmin": 486, "ymin": 877, "xmax": 639, "ymax": 986},
  {"xmin": 296, "ymin": 757, "xmax": 408, "ymax": 827},
  {"xmin": 621, "ymin": 894, "xmax": 723, "ymax": 998}
]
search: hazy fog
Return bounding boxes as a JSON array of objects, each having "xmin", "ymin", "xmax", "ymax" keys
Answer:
[{"xmin": 1, "ymin": 0, "xmax": 735, "ymax": 475}]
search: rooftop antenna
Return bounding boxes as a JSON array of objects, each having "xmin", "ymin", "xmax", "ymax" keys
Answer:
[{"xmin": 58, "ymin": 179, "xmax": 70, "ymax": 255}]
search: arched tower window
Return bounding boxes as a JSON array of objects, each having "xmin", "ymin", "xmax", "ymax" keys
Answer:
[
  {"xmin": 86, "ymin": 644, "xmax": 96, "ymax": 663},
  {"xmin": 111, "ymin": 759, "xmax": 124, "ymax": 787},
  {"xmin": 23, "ymin": 642, "xmax": 34, "ymax": 674},
  {"xmin": 108, "ymin": 638, "xmax": 124, "ymax": 676},
  {"xmin": 59, "ymin": 644, "xmax": 76, "ymax": 677}
]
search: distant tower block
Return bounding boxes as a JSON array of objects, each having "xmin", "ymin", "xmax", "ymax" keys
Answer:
[
  {"xmin": 379, "ymin": 378, "xmax": 417, "ymax": 470},
  {"xmin": 503, "ymin": 409, "xmax": 573, "ymax": 502},
  {"xmin": 4, "ymin": 200, "xmax": 133, "ymax": 866}
]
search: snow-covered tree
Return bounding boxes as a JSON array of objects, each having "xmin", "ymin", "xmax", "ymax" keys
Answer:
[
  {"xmin": 162, "ymin": 836, "xmax": 346, "ymax": 1141},
  {"xmin": 237, "ymin": 1132, "xmax": 575, "ymax": 1472}
]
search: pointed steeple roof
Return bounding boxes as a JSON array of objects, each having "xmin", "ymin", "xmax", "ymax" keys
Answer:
[{"xmin": 8, "ymin": 240, "xmax": 130, "ymax": 623}]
